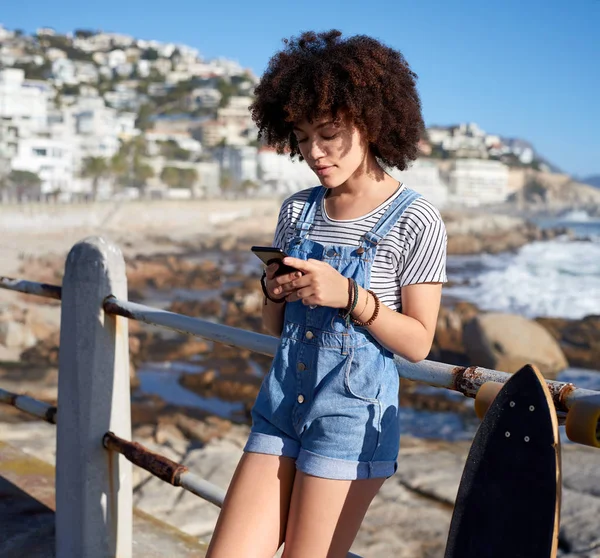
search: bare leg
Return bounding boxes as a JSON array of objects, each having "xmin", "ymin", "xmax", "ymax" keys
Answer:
[
  {"xmin": 207, "ymin": 452, "xmax": 297, "ymax": 558},
  {"xmin": 282, "ymin": 471, "xmax": 385, "ymax": 558}
]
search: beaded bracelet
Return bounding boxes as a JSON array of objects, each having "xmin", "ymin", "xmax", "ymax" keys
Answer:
[{"xmin": 351, "ymin": 289, "xmax": 380, "ymax": 327}]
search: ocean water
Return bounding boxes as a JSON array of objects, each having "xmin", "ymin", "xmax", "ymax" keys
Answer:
[{"xmin": 444, "ymin": 216, "xmax": 600, "ymax": 320}]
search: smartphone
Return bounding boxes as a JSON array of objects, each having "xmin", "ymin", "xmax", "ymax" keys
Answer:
[{"xmin": 251, "ymin": 246, "xmax": 298, "ymax": 277}]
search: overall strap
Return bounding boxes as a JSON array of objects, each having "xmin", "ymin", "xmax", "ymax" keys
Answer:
[
  {"xmin": 294, "ymin": 186, "xmax": 326, "ymax": 240},
  {"xmin": 360, "ymin": 187, "xmax": 422, "ymax": 249}
]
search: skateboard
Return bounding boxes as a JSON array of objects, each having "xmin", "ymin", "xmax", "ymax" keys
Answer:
[{"xmin": 444, "ymin": 364, "xmax": 561, "ymax": 558}]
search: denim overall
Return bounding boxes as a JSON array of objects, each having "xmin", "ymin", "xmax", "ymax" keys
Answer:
[{"xmin": 245, "ymin": 185, "xmax": 422, "ymax": 480}]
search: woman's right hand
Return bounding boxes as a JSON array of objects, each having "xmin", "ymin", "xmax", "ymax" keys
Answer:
[{"xmin": 266, "ymin": 263, "xmax": 301, "ymax": 300}]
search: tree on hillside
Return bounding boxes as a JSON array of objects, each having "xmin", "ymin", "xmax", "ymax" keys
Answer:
[
  {"xmin": 159, "ymin": 140, "xmax": 192, "ymax": 161},
  {"xmin": 74, "ymin": 29, "xmax": 97, "ymax": 39},
  {"xmin": 241, "ymin": 179, "xmax": 259, "ymax": 196},
  {"xmin": 81, "ymin": 156, "xmax": 109, "ymax": 200},
  {"xmin": 179, "ymin": 168, "xmax": 198, "ymax": 190},
  {"xmin": 220, "ymin": 169, "xmax": 235, "ymax": 197},
  {"xmin": 160, "ymin": 166, "xmax": 181, "ymax": 189},
  {"xmin": 160, "ymin": 167, "xmax": 198, "ymax": 190},
  {"xmin": 132, "ymin": 161, "xmax": 154, "ymax": 192},
  {"xmin": 141, "ymin": 48, "xmax": 159, "ymax": 61},
  {"xmin": 135, "ymin": 103, "xmax": 155, "ymax": 131},
  {"xmin": 110, "ymin": 151, "xmax": 129, "ymax": 190},
  {"xmin": 111, "ymin": 138, "xmax": 154, "ymax": 194},
  {"xmin": 7, "ymin": 170, "xmax": 42, "ymax": 201},
  {"xmin": 216, "ymin": 78, "xmax": 238, "ymax": 108}
]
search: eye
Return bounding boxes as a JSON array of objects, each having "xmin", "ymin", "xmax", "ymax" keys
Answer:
[
  {"xmin": 297, "ymin": 137, "xmax": 308, "ymax": 144},
  {"xmin": 322, "ymin": 133, "xmax": 339, "ymax": 140}
]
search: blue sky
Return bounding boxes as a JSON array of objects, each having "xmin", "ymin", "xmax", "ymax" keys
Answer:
[{"xmin": 2, "ymin": 0, "xmax": 599, "ymax": 177}]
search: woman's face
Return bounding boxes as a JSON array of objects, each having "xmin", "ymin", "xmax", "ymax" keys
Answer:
[{"xmin": 293, "ymin": 117, "xmax": 368, "ymax": 188}]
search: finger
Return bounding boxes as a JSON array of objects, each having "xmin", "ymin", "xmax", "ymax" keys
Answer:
[
  {"xmin": 265, "ymin": 263, "xmax": 280, "ymax": 280},
  {"xmin": 282, "ymin": 257, "xmax": 313, "ymax": 272},
  {"xmin": 273, "ymin": 271, "xmax": 302, "ymax": 286},
  {"xmin": 293, "ymin": 287, "xmax": 314, "ymax": 302}
]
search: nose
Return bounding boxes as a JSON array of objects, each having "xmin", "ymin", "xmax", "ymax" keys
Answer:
[{"xmin": 307, "ymin": 137, "xmax": 326, "ymax": 163}]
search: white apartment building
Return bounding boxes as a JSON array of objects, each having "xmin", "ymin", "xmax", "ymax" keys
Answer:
[
  {"xmin": 427, "ymin": 126, "xmax": 451, "ymax": 145},
  {"xmin": 145, "ymin": 131, "xmax": 202, "ymax": 158},
  {"xmin": 107, "ymin": 50, "xmax": 127, "ymax": 69},
  {"xmin": 74, "ymin": 34, "xmax": 113, "ymax": 52},
  {"xmin": 52, "ymin": 58, "xmax": 77, "ymax": 85},
  {"xmin": 0, "ymin": 69, "xmax": 50, "ymax": 137},
  {"xmin": 217, "ymin": 96, "xmax": 253, "ymax": 127},
  {"xmin": 186, "ymin": 88, "xmax": 222, "ymax": 110},
  {"xmin": 448, "ymin": 158, "xmax": 509, "ymax": 207},
  {"xmin": 104, "ymin": 85, "xmax": 147, "ymax": 112},
  {"xmin": 137, "ymin": 60, "xmax": 151, "ymax": 78},
  {"xmin": 11, "ymin": 136, "xmax": 75, "ymax": 196},
  {"xmin": 389, "ymin": 158, "xmax": 448, "ymax": 209},
  {"xmin": 48, "ymin": 94, "xmax": 137, "ymax": 167},
  {"xmin": 258, "ymin": 148, "xmax": 316, "ymax": 194},
  {"xmin": 0, "ymin": 119, "xmax": 19, "ymax": 160},
  {"xmin": 0, "ymin": 25, "xmax": 14, "ymax": 41},
  {"xmin": 146, "ymin": 157, "xmax": 220, "ymax": 198},
  {"xmin": 216, "ymin": 145, "xmax": 258, "ymax": 186}
]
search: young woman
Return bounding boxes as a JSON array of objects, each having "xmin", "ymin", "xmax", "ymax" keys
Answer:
[{"xmin": 207, "ymin": 30, "xmax": 447, "ymax": 558}]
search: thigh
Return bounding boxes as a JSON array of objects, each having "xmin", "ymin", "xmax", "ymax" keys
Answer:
[
  {"xmin": 207, "ymin": 452, "xmax": 297, "ymax": 558},
  {"xmin": 282, "ymin": 471, "xmax": 385, "ymax": 558}
]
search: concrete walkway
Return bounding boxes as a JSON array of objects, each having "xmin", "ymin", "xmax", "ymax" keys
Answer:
[{"xmin": 0, "ymin": 441, "xmax": 208, "ymax": 558}]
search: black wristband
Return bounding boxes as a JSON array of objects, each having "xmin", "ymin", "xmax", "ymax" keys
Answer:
[{"xmin": 261, "ymin": 270, "xmax": 286, "ymax": 304}]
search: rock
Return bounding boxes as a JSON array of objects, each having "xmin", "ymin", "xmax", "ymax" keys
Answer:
[
  {"xmin": 463, "ymin": 312, "xmax": 569, "ymax": 378},
  {"xmin": 536, "ymin": 315, "xmax": 600, "ymax": 371},
  {"xmin": 432, "ymin": 302, "xmax": 479, "ymax": 363},
  {"xmin": 0, "ymin": 321, "xmax": 37, "ymax": 349},
  {"xmin": 136, "ymin": 332, "xmax": 211, "ymax": 362},
  {"xmin": 168, "ymin": 298, "xmax": 222, "ymax": 319}
]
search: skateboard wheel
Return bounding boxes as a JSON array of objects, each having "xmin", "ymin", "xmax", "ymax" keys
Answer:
[
  {"xmin": 565, "ymin": 396, "xmax": 600, "ymax": 448},
  {"xmin": 474, "ymin": 381, "xmax": 504, "ymax": 420}
]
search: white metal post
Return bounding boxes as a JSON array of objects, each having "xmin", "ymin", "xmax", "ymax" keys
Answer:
[{"xmin": 56, "ymin": 236, "xmax": 132, "ymax": 558}]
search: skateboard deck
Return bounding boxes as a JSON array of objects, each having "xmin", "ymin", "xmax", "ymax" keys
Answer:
[{"xmin": 444, "ymin": 364, "xmax": 561, "ymax": 558}]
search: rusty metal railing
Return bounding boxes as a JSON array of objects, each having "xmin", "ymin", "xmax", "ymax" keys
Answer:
[
  {"xmin": 2, "ymin": 276, "xmax": 599, "ymax": 411},
  {"xmin": 0, "ymin": 387, "xmax": 57, "ymax": 423}
]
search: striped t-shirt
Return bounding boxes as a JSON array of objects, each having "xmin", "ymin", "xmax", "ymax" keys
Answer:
[{"xmin": 273, "ymin": 184, "xmax": 448, "ymax": 312}]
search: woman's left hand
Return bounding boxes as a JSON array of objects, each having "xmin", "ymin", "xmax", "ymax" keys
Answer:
[{"xmin": 279, "ymin": 257, "xmax": 349, "ymax": 308}]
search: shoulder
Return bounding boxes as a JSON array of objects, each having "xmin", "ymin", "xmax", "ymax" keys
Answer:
[
  {"xmin": 279, "ymin": 186, "xmax": 320, "ymax": 219},
  {"xmin": 398, "ymin": 188, "xmax": 446, "ymax": 234}
]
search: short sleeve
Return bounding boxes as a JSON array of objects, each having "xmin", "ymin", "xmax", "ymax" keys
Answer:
[
  {"xmin": 400, "ymin": 219, "xmax": 448, "ymax": 286},
  {"xmin": 272, "ymin": 203, "xmax": 289, "ymax": 250}
]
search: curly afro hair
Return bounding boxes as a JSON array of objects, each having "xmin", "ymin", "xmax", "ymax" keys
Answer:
[{"xmin": 250, "ymin": 30, "xmax": 424, "ymax": 171}]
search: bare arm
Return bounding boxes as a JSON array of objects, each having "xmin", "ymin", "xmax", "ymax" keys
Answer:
[{"xmin": 351, "ymin": 282, "xmax": 442, "ymax": 362}]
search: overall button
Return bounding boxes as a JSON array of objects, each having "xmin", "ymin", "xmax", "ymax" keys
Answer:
[
  {"xmin": 297, "ymin": 362, "xmax": 306, "ymax": 371},
  {"xmin": 305, "ymin": 331, "xmax": 314, "ymax": 340},
  {"xmin": 297, "ymin": 394, "xmax": 305, "ymax": 404},
  {"xmin": 326, "ymin": 248, "xmax": 337, "ymax": 257}
]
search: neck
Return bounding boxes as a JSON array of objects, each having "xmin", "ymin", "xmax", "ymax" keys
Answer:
[{"xmin": 329, "ymin": 152, "xmax": 397, "ymax": 199}]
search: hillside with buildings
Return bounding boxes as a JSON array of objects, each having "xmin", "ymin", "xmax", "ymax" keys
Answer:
[{"xmin": 0, "ymin": 23, "xmax": 596, "ymax": 213}]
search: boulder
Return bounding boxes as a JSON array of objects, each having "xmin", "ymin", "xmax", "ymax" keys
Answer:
[
  {"xmin": 0, "ymin": 321, "xmax": 37, "ymax": 350},
  {"xmin": 463, "ymin": 312, "xmax": 568, "ymax": 379},
  {"xmin": 535, "ymin": 315, "xmax": 600, "ymax": 371}
]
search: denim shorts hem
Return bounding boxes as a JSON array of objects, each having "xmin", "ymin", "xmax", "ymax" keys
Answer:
[
  {"xmin": 296, "ymin": 448, "xmax": 397, "ymax": 480},
  {"xmin": 243, "ymin": 431, "xmax": 300, "ymax": 459}
]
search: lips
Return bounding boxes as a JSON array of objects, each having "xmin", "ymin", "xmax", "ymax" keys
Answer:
[{"xmin": 314, "ymin": 165, "xmax": 334, "ymax": 176}]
